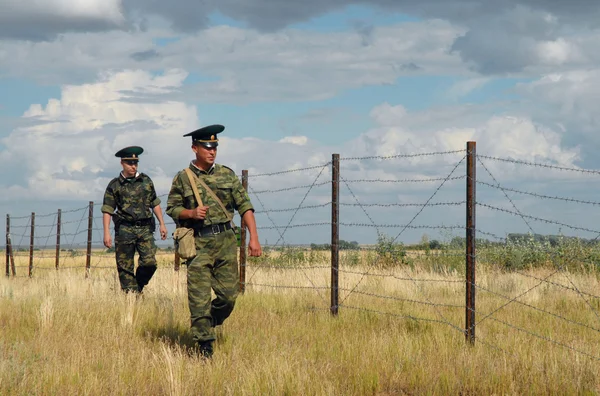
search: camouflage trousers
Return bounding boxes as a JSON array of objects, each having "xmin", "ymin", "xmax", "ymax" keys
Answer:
[
  {"xmin": 187, "ymin": 228, "xmax": 239, "ymax": 343},
  {"xmin": 115, "ymin": 224, "xmax": 157, "ymax": 293}
]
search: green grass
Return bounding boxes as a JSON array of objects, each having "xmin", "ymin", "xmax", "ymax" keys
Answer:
[{"xmin": 1, "ymin": 249, "xmax": 600, "ymax": 394}]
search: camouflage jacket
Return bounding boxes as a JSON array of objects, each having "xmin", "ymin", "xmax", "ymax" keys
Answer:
[
  {"xmin": 101, "ymin": 173, "xmax": 161, "ymax": 222},
  {"xmin": 166, "ymin": 163, "xmax": 253, "ymax": 228}
]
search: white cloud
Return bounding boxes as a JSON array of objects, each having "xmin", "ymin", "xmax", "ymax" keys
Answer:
[
  {"xmin": 0, "ymin": 69, "xmax": 593, "ymax": 245},
  {"xmin": 342, "ymin": 103, "xmax": 581, "ymax": 182},
  {"xmin": 0, "ymin": 69, "xmax": 198, "ymax": 200},
  {"xmin": 512, "ymin": 69, "xmax": 600, "ymax": 162},
  {"xmin": 279, "ymin": 136, "xmax": 308, "ymax": 146},
  {"xmin": 0, "ymin": 21, "xmax": 466, "ymax": 101},
  {"xmin": 2, "ymin": 0, "xmax": 124, "ymax": 20},
  {"xmin": 0, "ymin": 0, "xmax": 125, "ymax": 39}
]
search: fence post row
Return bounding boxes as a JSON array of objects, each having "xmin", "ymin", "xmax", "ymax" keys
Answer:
[
  {"xmin": 85, "ymin": 201, "xmax": 93, "ymax": 278},
  {"xmin": 239, "ymin": 170, "xmax": 249, "ymax": 294},
  {"xmin": 3, "ymin": 144, "xmax": 480, "ymax": 345},
  {"xmin": 465, "ymin": 141, "xmax": 477, "ymax": 344},
  {"xmin": 331, "ymin": 154, "xmax": 340, "ymax": 316}
]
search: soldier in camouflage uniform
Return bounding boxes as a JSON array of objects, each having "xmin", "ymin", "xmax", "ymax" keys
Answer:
[
  {"xmin": 102, "ymin": 146, "xmax": 168, "ymax": 293},
  {"xmin": 166, "ymin": 124, "xmax": 262, "ymax": 359}
]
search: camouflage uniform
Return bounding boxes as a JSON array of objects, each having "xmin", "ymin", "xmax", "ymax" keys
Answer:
[
  {"xmin": 166, "ymin": 163, "xmax": 253, "ymax": 344},
  {"xmin": 101, "ymin": 173, "xmax": 161, "ymax": 293}
]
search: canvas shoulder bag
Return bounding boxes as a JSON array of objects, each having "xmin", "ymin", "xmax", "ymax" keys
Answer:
[{"xmin": 172, "ymin": 168, "xmax": 204, "ymax": 259}]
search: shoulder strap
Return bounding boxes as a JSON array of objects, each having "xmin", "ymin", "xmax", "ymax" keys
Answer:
[
  {"xmin": 184, "ymin": 168, "xmax": 233, "ymax": 222},
  {"xmin": 196, "ymin": 177, "xmax": 233, "ymax": 222},
  {"xmin": 184, "ymin": 168, "xmax": 203, "ymax": 207},
  {"xmin": 185, "ymin": 168, "xmax": 233, "ymax": 221}
]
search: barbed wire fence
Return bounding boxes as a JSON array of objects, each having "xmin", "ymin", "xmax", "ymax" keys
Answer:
[{"xmin": 4, "ymin": 141, "xmax": 600, "ymax": 363}]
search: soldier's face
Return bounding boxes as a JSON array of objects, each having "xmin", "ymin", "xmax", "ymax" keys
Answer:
[
  {"xmin": 192, "ymin": 144, "xmax": 217, "ymax": 169},
  {"xmin": 121, "ymin": 160, "xmax": 138, "ymax": 177}
]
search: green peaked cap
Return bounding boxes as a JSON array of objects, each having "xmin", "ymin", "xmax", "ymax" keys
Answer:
[
  {"xmin": 115, "ymin": 146, "xmax": 144, "ymax": 160},
  {"xmin": 183, "ymin": 124, "xmax": 224, "ymax": 148}
]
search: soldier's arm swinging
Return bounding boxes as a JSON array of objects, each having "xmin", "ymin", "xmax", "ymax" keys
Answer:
[
  {"xmin": 102, "ymin": 213, "xmax": 112, "ymax": 248},
  {"xmin": 152, "ymin": 205, "xmax": 168, "ymax": 240},
  {"xmin": 242, "ymin": 210, "xmax": 262, "ymax": 257}
]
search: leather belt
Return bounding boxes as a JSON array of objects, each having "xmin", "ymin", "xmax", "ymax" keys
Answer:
[
  {"xmin": 195, "ymin": 222, "xmax": 232, "ymax": 237},
  {"xmin": 120, "ymin": 218, "xmax": 153, "ymax": 227}
]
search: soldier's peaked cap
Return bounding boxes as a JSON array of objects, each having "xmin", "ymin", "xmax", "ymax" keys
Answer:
[
  {"xmin": 115, "ymin": 146, "xmax": 144, "ymax": 160},
  {"xmin": 184, "ymin": 124, "xmax": 224, "ymax": 148}
]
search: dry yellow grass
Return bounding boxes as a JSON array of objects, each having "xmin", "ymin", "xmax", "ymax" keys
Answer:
[{"xmin": 1, "ymin": 252, "xmax": 599, "ymax": 395}]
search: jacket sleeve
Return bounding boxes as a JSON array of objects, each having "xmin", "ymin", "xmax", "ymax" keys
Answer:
[
  {"xmin": 231, "ymin": 173, "xmax": 254, "ymax": 216},
  {"xmin": 166, "ymin": 172, "xmax": 185, "ymax": 220},
  {"xmin": 101, "ymin": 181, "xmax": 117, "ymax": 215}
]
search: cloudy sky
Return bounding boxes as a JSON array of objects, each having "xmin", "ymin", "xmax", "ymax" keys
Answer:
[{"xmin": 2, "ymin": 0, "xmax": 600, "ymax": 246}]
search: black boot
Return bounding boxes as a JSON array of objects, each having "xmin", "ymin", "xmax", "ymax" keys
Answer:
[{"xmin": 197, "ymin": 341, "xmax": 213, "ymax": 359}]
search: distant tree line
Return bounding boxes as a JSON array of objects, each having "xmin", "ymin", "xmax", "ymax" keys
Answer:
[{"xmin": 310, "ymin": 240, "xmax": 360, "ymax": 250}]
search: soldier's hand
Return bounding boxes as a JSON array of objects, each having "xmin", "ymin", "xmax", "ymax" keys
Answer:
[
  {"xmin": 159, "ymin": 224, "xmax": 167, "ymax": 240},
  {"xmin": 248, "ymin": 237, "xmax": 262, "ymax": 257},
  {"xmin": 103, "ymin": 233, "xmax": 112, "ymax": 249},
  {"xmin": 192, "ymin": 206, "xmax": 210, "ymax": 220}
]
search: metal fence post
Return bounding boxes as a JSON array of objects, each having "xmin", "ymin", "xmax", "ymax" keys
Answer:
[
  {"xmin": 466, "ymin": 141, "xmax": 477, "ymax": 344},
  {"xmin": 239, "ymin": 170, "xmax": 248, "ymax": 294},
  {"xmin": 331, "ymin": 154, "xmax": 340, "ymax": 316}
]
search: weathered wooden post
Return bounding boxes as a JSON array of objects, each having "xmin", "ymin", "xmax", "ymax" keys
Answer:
[
  {"xmin": 331, "ymin": 154, "xmax": 340, "ymax": 316},
  {"xmin": 85, "ymin": 201, "xmax": 93, "ymax": 278},
  {"xmin": 239, "ymin": 169, "xmax": 248, "ymax": 293},
  {"xmin": 29, "ymin": 212, "xmax": 35, "ymax": 277},
  {"xmin": 55, "ymin": 209, "xmax": 61, "ymax": 270},
  {"xmin": 466, "ymin": 141, "xmax": 476, "ymax": 344}
]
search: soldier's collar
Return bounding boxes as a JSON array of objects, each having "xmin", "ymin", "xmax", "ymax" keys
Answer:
[
  {"xmin": 119, "ymin": 171, "xmax": 140, "ymax": 182},
  {"xmin": 190, "ymin": 161, "xmax": 215, "ymax": 175}
]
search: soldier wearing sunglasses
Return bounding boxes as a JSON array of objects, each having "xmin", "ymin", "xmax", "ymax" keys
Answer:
[{"xmin": 101, "ymin": 146, "xmax": 168, "ymax": 293}]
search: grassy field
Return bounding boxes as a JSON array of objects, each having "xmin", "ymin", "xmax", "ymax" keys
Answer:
[{"xmin": 1, "ymin": 250, "xmax": 600, "ymax": 395}]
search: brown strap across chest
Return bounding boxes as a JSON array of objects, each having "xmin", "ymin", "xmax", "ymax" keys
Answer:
[{"xmin": 184, "ymin": 168, "xmax": 233, "ymax": 222}]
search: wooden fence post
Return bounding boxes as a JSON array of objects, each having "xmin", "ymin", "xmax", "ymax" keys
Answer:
[
  {"xmin": 29, "ymin": 212, "xmax": 35, "ymax": 277},
  {"xmin": 239, "ymin": 170, "xmax": 248, "ymax": 293},
  {"xmin": 56, "ymin": 209, "xmax": 61, "ymax": 270},
  {"xmin": 331, "ymin": 154, "xmax": 340, "ymax": 316},
  {"xmin": 5, "ymin": 214, "xmax": 9, "ymax": 277},
  {"xmin": 466, "ymin": 141, "xmax": 477, "ymax": 344},
  {"xmin": 86, "ymin": 201, "xmax": 93, "ymax": 278},
  {"xmin": 7, "ymin": 214, "xmax": 15, "ymax": 277},
  {"xmin": 174, "ymin": 252, "xmax": 180, "ymax": 271}
]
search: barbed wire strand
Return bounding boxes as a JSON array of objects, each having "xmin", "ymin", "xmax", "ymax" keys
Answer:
[
  {"xmin": 247, "ymin": 162, "xmax": 332, "ymax": 178},
  {"xmin": 477, "ymin": 155, "xmax": 600, "ymax": 176},
  {"xmin": 476, "ymin": 180, "xmax": 600, "ymax": 206},
  {"xmin": 246, "ymin": 164, "xmax": 331, "ymax": 304},
  {"xmin": 473, "ymin": 281, "xmax": 600, "ymax": 333},
  {"xmin": 339, "ymin": 149, "xmax": 465, "ymax": 162},
  {"xmin": 31, "ymin": 213, "xmax": 58, "ymax": 275},
  {"xmin": 476, "ymin": 156, "xmax": 600, "ymax": 328},
  {"xmin": 487, "ymin": 316, "xmax": 600, "ymax": 362},
  {"xmin": 340, "ymin": 155, "xmax": 467, "ymax": 310}
]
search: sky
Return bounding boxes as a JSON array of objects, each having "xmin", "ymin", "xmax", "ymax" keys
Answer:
[{"xmin": 2, "ymin": 0, "xmax": 600, "ymax": 248}]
